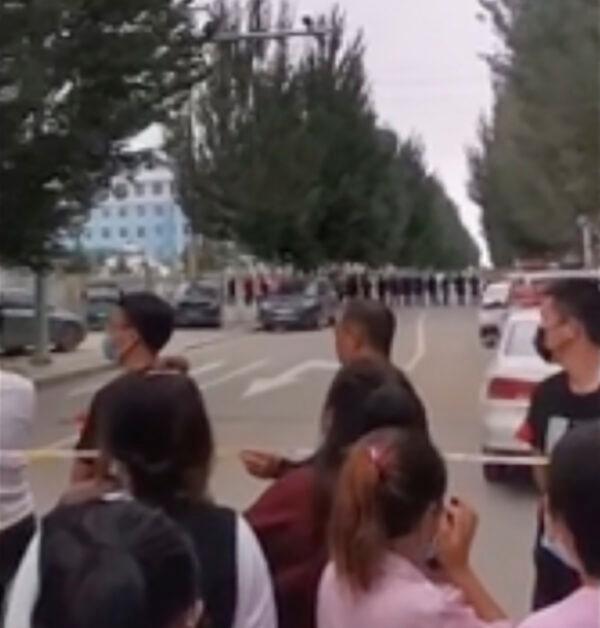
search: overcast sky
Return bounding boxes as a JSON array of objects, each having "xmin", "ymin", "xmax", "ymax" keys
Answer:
[{"xmin": 296, "ymin": 0, "xmax": 496, "ymax": 258}]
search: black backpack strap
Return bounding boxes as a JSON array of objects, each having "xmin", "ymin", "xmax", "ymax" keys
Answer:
[{"xmin": 172, "ymin": 503, "xmax": 238, "ymax": 628}]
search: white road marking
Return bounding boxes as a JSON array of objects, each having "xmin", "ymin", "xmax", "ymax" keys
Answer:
[
  {"xmin": 243, "ymin": 359, "xmax": 338, "ymax": 398},
  {"xmin": 190, "ymin": 361, "xmax": 226, "ymax": 379},
  {"xmin": 403, "ymin": 311, "xmax": 427, "ymax": 373},
  {"xmin": 202, "ymin": 359, "xmax": 270, "ymax": 391}
]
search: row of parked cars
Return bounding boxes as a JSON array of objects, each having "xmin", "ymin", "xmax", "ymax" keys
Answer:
[{"xmin": 477, "ymin": 269, "xmax": 599, "ymax": 482}]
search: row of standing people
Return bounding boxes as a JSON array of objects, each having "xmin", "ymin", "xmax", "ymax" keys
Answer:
[
  {"xmin": 225, "ymin": 272, "xmax": 483, "ymax": 307},
  {"xmin": 1, "ymin": 285, "xmax": 599, "ymax": 628},
  {"xmin": 339, "ymin": 272, "xmax": 482, "ymax": 306}
]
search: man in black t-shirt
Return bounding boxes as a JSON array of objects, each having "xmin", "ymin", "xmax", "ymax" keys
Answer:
[{"xmin": 517, "ymin": 278, "xmax": 600, "ymax": 610}]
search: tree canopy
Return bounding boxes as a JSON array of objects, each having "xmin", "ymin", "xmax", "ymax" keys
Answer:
[
  {"xmin": 468, "ymin": 0, "xmax": 600, "ymax": 265},
  {"xmin": 0, "ymin": 0, "xmax": 205, "ymax": 267},
  {"xmin": 169, "ymin": 0, "xmax": 479, "ymax": 270}
]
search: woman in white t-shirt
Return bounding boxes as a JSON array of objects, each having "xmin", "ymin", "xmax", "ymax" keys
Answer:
[{"xmin": 318, "ymin": 428, "xmax": 510, "ymax": 628}]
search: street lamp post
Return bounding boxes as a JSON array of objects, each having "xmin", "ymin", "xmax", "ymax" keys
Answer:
[{"xmin": 577, "ymin": 214, "xmax": 594, "ymax": 268}]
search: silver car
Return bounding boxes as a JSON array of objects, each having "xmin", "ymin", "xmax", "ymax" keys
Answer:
[{"xmin": 0, "ymin": 289, "xmax": 87, "ymax": 354}]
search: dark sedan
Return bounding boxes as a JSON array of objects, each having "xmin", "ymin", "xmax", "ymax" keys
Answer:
[
  {"xmin": 258, "ymin": 279, "xmax": 338, "ymax": 331},
  {"xmin": 0, "ymin": 289, "xmax": 86, "ymax": 354},
  {"xmin": 174, "ymin": 282, "xmax": 223, "ymax": 328}
]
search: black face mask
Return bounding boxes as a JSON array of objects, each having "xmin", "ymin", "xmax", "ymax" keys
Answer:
[{"xmin": 534, "ymin": 326, "xmax": 554, "ymax": 363}]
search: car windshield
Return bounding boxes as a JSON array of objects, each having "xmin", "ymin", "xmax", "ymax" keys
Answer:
[
  {"xmin": 274, "ymin": 280, "xmax": 309, "ymax": 296},
  {"xmin": 504, "ymin": 320, "xmax": 539, "ymax": 358},
  {"xmin": 0, "ymin": 290, "xmax": 34, "ymax": 308},
  {"xmin": 183, "ymin": 284, "xmax": 218, "ymax": 300}
]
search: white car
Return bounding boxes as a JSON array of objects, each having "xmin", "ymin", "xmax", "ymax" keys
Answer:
[
  {"xmin": 478, "ymin": 281, "xmax": 510, "ymax": 348},
  {"xmin": 481, "ymin": 308, "xmax": 559, "ymax": 481}
]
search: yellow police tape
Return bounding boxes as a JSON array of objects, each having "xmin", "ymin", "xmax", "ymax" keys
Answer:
[{"xmin": 0, "ymin": 448, "xmax": 549, "ymax": 467}]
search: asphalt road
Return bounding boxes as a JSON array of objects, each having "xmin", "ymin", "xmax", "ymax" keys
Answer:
[{"xmin": 26, "ymin": 306, "xmax": 537, "ymax": 620}]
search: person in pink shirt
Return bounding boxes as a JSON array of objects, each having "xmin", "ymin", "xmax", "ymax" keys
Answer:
[
  {"xmin": 318, "ymin": 428, "xmax": 510, "ymax": 628},
  {"xmin": 518, "ymin": 423, "xmax": 600, "ymax": 628}
]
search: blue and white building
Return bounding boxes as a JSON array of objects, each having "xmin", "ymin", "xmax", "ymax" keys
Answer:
[{"xmin": 78, "ymin": 161, "xmax": 191, "ymax": 264}]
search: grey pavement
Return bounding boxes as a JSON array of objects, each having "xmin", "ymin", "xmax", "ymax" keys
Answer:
[{"xmin": 24, "ymin": 307, "xmax": 537, "ymax": 620}]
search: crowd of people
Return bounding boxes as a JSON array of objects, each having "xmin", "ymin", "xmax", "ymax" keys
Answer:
[
  {"xmin": 226, "ymin": 269, "xmax": 483, "ymax": 308},
  {"xmin": 0, "ymin": 278, "xmax": 599, "ymax": 628}
]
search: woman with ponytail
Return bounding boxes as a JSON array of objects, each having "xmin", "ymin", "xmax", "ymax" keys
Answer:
[
  {"xmin": 318, "ymin": 428, "xmax": 510, "ymax": 628},
  {"xmin": 70, "ymin": 371, "xmax": 277, "ymax": 628},
  {"xmin": 246, "ymin": 358, "xmax": 428, "ymax": 628}
]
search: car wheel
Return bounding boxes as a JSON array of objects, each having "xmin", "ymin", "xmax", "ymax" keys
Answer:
[
  {"xmin": 483, "ymin": 463, "xmax": 506, "ymax": 483},
  {"xmin": 55, "ymin": 323, "xmax": 83, "ymax": 352}
]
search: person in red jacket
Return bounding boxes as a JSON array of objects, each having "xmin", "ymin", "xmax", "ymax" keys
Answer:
[{"xmin": 245, "ymin": 358, "xmax": 428, "ymax": 628}]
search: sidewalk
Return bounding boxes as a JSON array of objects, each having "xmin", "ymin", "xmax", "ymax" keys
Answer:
[{"xmin": 0, "ymin": 328, "xmax": 237, "ymax": 387}]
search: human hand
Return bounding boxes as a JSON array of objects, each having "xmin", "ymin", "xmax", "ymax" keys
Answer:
[
  {"xmin": 240, "ymin": 450, "xmax": 286, "ymax": 480},
  {"xmin": 436, "ymin": 498, "xmax": 479, "ymax": 578}
]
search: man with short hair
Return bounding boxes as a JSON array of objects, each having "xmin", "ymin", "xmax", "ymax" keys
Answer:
[
  {"xmin": 71, "ymin": 291, "xmax": 176, "ymax": 483},
  {"xmin": 517, "ymin": 278, "xmax": 600, "ymax": 610},
  {"xmin": 242, "ymin": 299, "xmax": 426, "ymax": 477}
]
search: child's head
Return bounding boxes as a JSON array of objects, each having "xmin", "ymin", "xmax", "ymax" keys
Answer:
[
  {"xmin": 330, "ymin": 428, "xmax": 447, "ymax": 591},
  {"xmin": 546, "ymin": 423, "xmax": 600, "ymax": 580},
  {"xmin": 32, "ymin": 499, "xmax": 201, "ymax": 628}
]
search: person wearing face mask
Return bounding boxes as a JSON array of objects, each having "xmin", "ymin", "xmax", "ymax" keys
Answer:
[
  {"xmin": 71, "ymin": 292, "xmax": 176, "ymax": 484},
  {"xmin": 516, "ymin": 279, "xmax": 600, "ymax": 610},
  {"xmin": 318, "ymin": 428, "xmax": 509, "ymax": 628},
  {"xmin": 518, "ymin": 423, "xmax": 600, "ymax": 628}
]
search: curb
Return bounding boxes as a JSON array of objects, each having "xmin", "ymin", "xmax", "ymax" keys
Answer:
[{"xmin": 7, "ymin": 329, "xmax": 247, "ymax": 388}]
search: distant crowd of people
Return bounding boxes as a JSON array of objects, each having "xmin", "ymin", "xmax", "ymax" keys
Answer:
[
  {"xmin": 1, "ymin": 278, "xmax": 599, "ymax": 628},
  {"xmin": 225, "ymin": 270, "xmax": 483, "ymax": 307},
  {"xmin": 335, "ymin": 271, "xmax": 482, "ymax": 307}
]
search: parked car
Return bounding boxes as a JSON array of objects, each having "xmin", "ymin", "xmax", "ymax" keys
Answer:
[
  {"xmin": 84, "ymin": 281, "xmax": 122, "ymax": 331},
  {"xmin": 481, "ymin": 308, "xmax": 559, "ymax": 482},
  {"xmin": 0, "ymin": 289, "xmax": 87, "ymax": 354},
  {"xmin": 507, "ymin": 268, "xmax": 600, "ymax": 308},
  {"xmin": 174, "ymin": 281, "xmax": 223, "ymax": 328},
  {"xmin": 258, "ymin": 278, "xmax": 338, "ymax": 331},
  {"xmin": 478, "ymin": 281, "xmax": 510, "ymax": 348}
]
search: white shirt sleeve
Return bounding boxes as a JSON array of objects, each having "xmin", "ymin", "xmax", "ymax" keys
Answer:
[
  {"xmin": 232, "ymin": 515, "xmax": 278, "ymax": 628},
  {"xmin": 4, "ymin": 530, "xmax": 40, "ymax": 628}
]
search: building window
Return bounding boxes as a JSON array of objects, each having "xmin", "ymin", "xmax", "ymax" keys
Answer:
[
  {"xmin": 137, "ymin": 205, "xmax": 145, "ymax": 217},
  {"xmin": 102, "ymin": 208, "xmax": 110, "ymax": 218},
  {"xmin": 137, "ymin": 226, "xmax": 145, "ymax": 238},
  {"xmin": 170, "ymin": 181, "xmax": 177, "ymax": 195},
  {"xmin": 155, "ymin": 205, "xmax": 163, "ymax": 216},
  {"xmin": 84, "ymin": 229, "xmax": 92, "ymax": 240},
  {"xmin": 119, "ymin": 206, "xmax": 128, "ymax": 218},
  {"xmin": 134, "ymin": 183, "xmax": 145, "ymax": 197},
  {"xmin": 152, "ymin": 181, "xmax": 163, "ymax": 196},
  {"xmin": 102, "ymin": 227, "xmax": 111, "ymax": 239},
  {"xmin": 112, "ymin": 182, "xmax": 129, "ymax": 199},
  {"xmin": 155, "ymin": 225, "xmax": 163, "ymax": 236},
  {"xmin": 120, "ymin": 227, "xmax": 128, "ymax": 238}
]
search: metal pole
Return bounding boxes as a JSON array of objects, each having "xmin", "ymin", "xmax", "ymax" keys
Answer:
[
  {"xmin": 578, "ymin": 215, "xmax": 594, "ymax": 268},
  {"xmin": 211, "ymin": 28, "xmax": 333, "ymax": 43},
  {"xmin": 31, "ymin": 270, "xmax": 51, "ymax": 365}
]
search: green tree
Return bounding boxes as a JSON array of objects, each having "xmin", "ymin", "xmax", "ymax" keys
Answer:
[
  {"xmin": 469, "ymin": 0, "xmax": 600, "ymax": 265},
  {"xmin": 170, "ymin": 0, "xmax": 480, "ymax": 270},
  {"xmin": 0, "ymin": 0, "xmax": 206, "ymax": 268}
]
